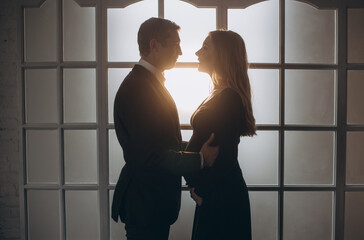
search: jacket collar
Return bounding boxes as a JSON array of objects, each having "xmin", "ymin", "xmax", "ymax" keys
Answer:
[{"xmin": 137, "ymin": 58, "xmax": 166, "ymax": 85}]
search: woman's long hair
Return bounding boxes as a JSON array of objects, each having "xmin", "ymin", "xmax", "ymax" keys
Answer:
[{"xmin": 209, "ymin": 30, "xmax": 256, "ymax": 136}]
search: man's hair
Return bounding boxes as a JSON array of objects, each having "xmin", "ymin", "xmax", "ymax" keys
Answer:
[{"xmin": 137, "ymin": 17, "xmax": 180, "ymax": 57}]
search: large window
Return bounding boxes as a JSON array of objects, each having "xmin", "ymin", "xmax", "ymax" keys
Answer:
[{"xmin": 19, "ymin": 0, "xmax": 364, "ymax": 239}]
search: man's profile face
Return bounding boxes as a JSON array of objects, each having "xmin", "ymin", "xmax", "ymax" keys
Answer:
[{"xmin": 159, "ymin": 30, "xmax": 182, "ymax": 70}]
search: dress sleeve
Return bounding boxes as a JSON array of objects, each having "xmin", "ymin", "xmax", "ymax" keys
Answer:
[{"xmin": 188, "ymin": 88, "xmax": 244, "ymax": 197}]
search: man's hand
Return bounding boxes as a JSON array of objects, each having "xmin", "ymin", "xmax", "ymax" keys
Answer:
[
  {"xmin": 200, "ymin": 133, "xmax": 219, "ymax": 167},
  {"xmin": 190, "ymin": 188, "xmax": 203, "ymax": 206}
]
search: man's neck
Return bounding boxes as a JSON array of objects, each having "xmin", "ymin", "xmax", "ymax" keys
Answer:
[
  {"xmin": 138, "ymin": 58, "xmax": 166, "ymax": 85},
  {"xmin": 141, "ymin": 56, "xmax": 164, "ymax": 72}
]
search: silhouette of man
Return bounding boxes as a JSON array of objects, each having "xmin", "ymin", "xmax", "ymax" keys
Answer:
[{"xmin": 111, "ymin": 17, "xmax": 219, "ymax": 240}]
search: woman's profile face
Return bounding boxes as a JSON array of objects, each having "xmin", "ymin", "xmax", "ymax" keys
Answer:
[{"xmin": 195, "ymin": 36, "xmax": 215, "ymax": 75}]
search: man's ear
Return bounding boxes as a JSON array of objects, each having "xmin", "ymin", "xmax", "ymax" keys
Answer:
[{"xmin": 150, "ymin": 39, "xmax": 160, "ymax": 52}]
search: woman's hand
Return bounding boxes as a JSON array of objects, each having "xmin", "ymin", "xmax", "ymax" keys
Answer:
[
  {"xmin": 190, "ymin": 188, "xmax": 203, "ymax": 206},
  {"xmin": 200, "ymin": 133, "xmax": 219, "ymax": 167}
]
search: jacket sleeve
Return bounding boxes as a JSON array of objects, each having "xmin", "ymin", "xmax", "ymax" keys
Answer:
[
  {"xmin": 186, "ymin": 89, "xmax": 244, "ymax": 197},
  {"xmin": 114, "ymin": 80, "xmax": 201, "ymax": 177}
]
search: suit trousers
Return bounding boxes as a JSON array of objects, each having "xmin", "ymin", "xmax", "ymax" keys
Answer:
[{"xmin": 125, "ymin": 223, "xmax": 170, "ymax": 240}]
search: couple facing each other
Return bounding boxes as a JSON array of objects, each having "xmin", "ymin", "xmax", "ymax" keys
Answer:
[{"xmin": 112, "ymin": 17, "xmax": 256, "ymax": 240}]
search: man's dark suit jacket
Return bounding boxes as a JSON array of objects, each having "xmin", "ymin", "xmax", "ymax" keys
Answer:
[{"xmin": 111, "ymin": 64, "xmax": 201, "ymax": 226}]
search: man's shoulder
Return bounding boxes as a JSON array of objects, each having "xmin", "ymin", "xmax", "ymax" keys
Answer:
[
  {"xmin": 115, "ymin": 65, "xmax": 157, "ymax": 104},
  {"xmin": 121, "ymin": 65, "xmax": 153, "ymax": 88},
  {"xmin": 117, "ymin": 66, "xmax": 145, "ymax": 93}
]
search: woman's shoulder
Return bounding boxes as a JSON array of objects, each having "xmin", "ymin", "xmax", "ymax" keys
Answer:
[
  {"xmin": 216, "ymin": 88, "xmax": 242, "ymax": 106},
  {"xmin": 219, "ymin": 87, "xmax": 240, "ymax": 96}
]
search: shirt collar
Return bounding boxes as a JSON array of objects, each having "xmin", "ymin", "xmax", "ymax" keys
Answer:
[{"xmin": 137, "ymin": 58, "xmax": 166, "ymax": 85}]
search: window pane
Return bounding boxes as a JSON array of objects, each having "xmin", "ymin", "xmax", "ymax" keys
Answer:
[
  {"xmin": 347, "ymin": 70, "xmax": 364, "ymax": 125},
  {"xmin": 348, "ymin": 9, "xmax": 364, "ymax": 63},
  {"xmin": 108, "ymin": 68, "xmax": 130, "ymax": 123},
  {"xmin": 239, "ymin": 131, "xmax": 279, "ymax": 186},
  {"xmin": 284, "ymin": 131, "xmax": 335, "ymax": 185},
  {"xmin": 65, "ymin": 191, "xmax": 100, "ymax": 240},
  {"xmin": 63, "ymin": 0, "xmax": 95, "ymax": 61},
  {"xmin": 346, "ymin": 132, "xmax": 364, "ymax": 185},
  {"xmin": 345, "ymin": 192, "xmax": 364, "ymax": 240},
  {"xmin": 109, "ymin": 190, "xmax": 126, "ymax": 240},
  {"xmin": 165, "ymin": 0, "xmax": 216, "ymax": 62},
  {"xmin": 169, "ymin": 191, "xmax": 195, "ymax": 240},
  {"xmin": 26, "ymin": 130, "xmax": 59, "ymax": 184},
  {"xmin": 284, "ymin": 191, "xmax": 334, "ymax": 240},
  {"xmin": 249, "ymin": 191, "xmax": 278, "ymax": 240},
  {"xmin": 63, "ymin": 68, "xmax": 96, "ymax": 123},
  {"xmin": 285, "ymin": 70, "xmax": 336, "ymax": 126},
  {"xmin": 27, "ymin": 190, "xmax": 60, "ymax": 240},
  {"xmin": 181, "ymin": 130, "xmax": 193, "ymax": 185},
  {"xmin": 285, "ymin": 0, "xmax": 336, "ymax": 64},
  {"xmin": 228, "ymin": 0, "xmax": 279, "ymax": 63},
  {"xmin": 25, "ymin": 69, "xmax": 58, "ymax": 123},
  {"xmin": 24, "ymin": 0, "xmax": 57, "ymax": 62},
  {"xmin": 107, "ymin": 0, "xmax": 158, "ymax": 61},
  {"xmin": 165, "ymin": 68, "xmax": 210, "ymax": 124},
  {"xmin": 249, "ymin": 69, "xmax": 279, "ymax": 125},
  {"xmin": 64, "ymin": 130, "xmax": 98, "ymax": 184},
  {"xmin": 181, "ymin": 130, "xmax": 193, "ymax": 142},
  {"xmin": 109, "ymin": 129, "xmax": 125, "ymax": 184}
]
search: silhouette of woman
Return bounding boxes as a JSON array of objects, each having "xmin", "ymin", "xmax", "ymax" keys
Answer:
[{"xmin": 185, "ymin": 30, "xmax": 256, "ymax": 240}]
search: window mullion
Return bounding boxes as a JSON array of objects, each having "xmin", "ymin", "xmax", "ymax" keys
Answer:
[
  {"xmin": 279, "ymin": 1, "xmax": 286, "ymax": 240},
  {"xmin": 96, "ymin": 0, "xmax": 109, "ymax": 239},
  {"xmin": 159, "ymin": 0, "xmax": 164, "ymax": 18},
  {"xmin": 217, "ymin": 1, "xmax": 227, "ymax": 29},
  {"xmin": 57, "ymin": 0, "xmax": 67, "ymax": 239},
  {"xmin": 335, "ymin": 1, "xmax": 348, "ymax": 240}
]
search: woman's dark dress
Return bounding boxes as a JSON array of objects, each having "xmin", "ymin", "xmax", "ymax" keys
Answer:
[{"xmin": 185, "ymin": 88, "xmax": 252, "ymax": 240}]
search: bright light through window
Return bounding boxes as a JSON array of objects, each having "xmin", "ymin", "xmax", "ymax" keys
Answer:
[
  {"xmin": 165, "ymin": 68, "xmax": 211, "ymax": 124},
  {"xmin": 165, "ymin": 0, "xmax": 216, "ymax": 62}
]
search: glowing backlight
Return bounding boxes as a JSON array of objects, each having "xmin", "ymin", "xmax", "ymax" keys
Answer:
[{"xmin": 165, "ymin": 68, "xmax": 211, "ymax": 124}]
